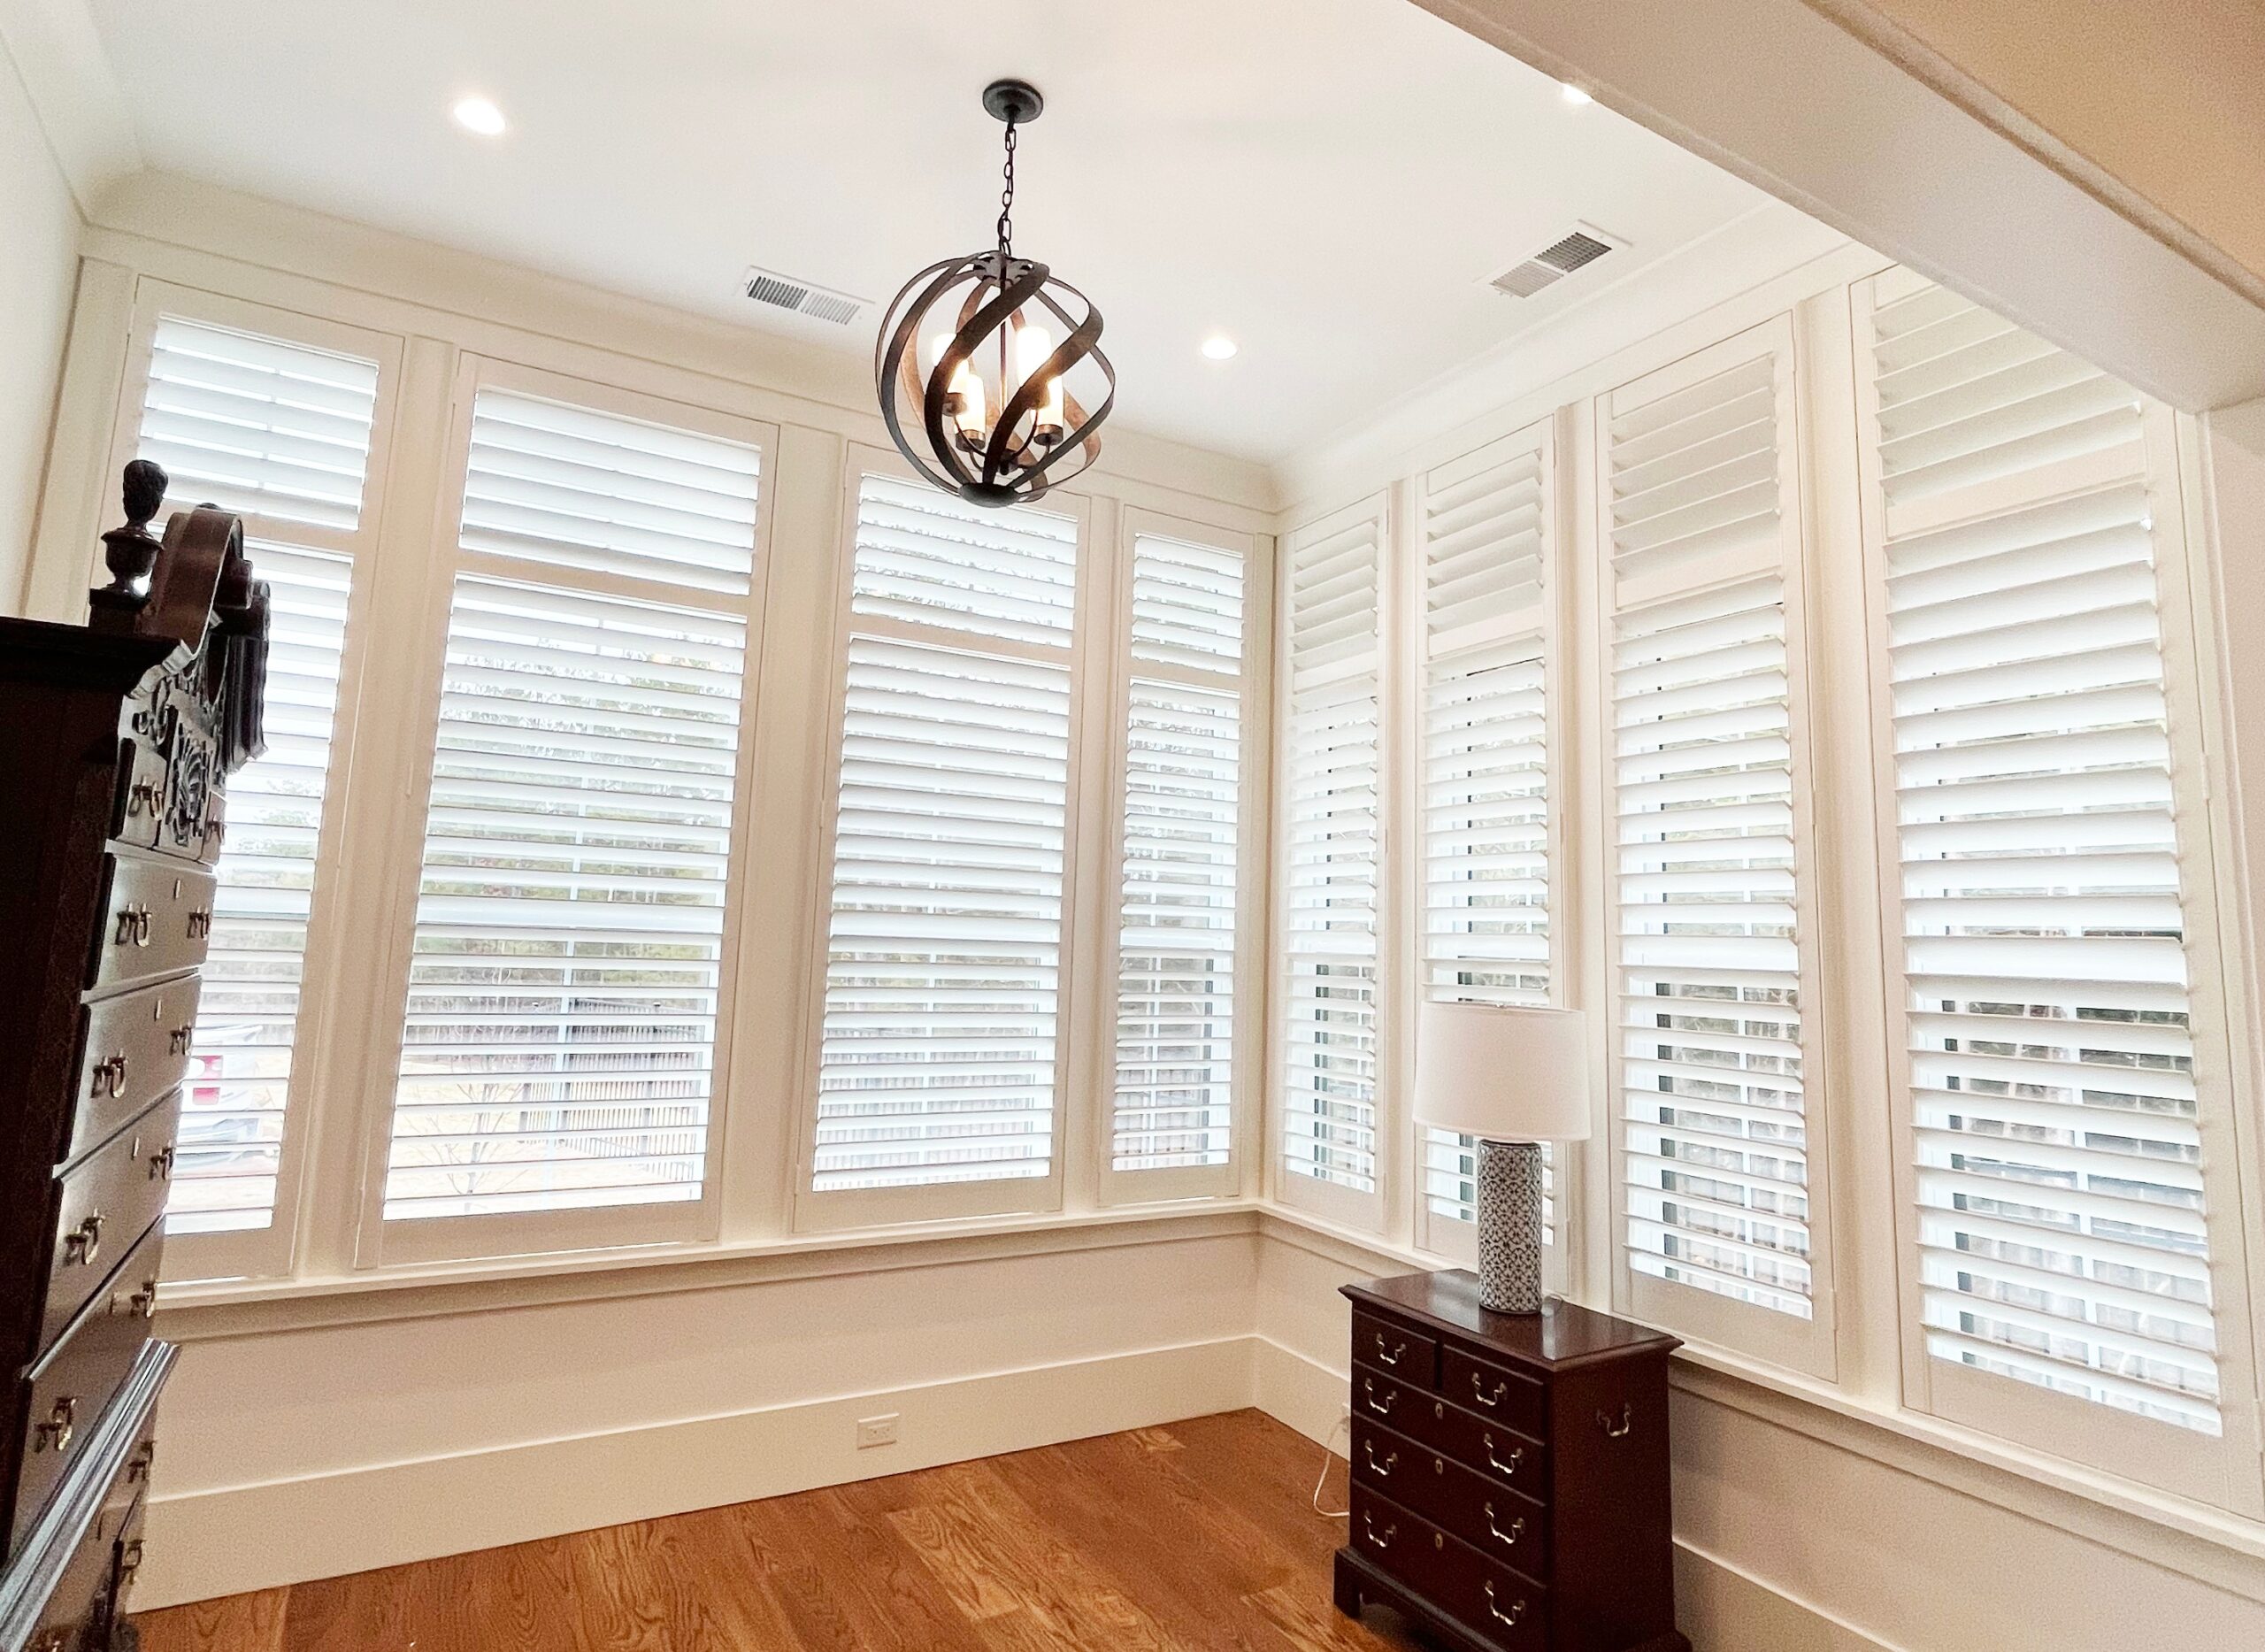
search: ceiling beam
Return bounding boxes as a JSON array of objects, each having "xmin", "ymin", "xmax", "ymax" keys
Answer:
[{"xmin": 1407, "ymin": 0, "xmax": 2265, "ymax": 413}]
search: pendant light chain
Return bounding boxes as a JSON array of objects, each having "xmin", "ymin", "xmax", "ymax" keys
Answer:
[{"xmin": 996, "ymin": 119, "xmax": 1017, "ymax": 257}]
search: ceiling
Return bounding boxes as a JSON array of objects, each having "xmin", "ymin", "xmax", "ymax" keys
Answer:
[{"xmin": 85, "ymin": 0, "xmax": 1777, "ymax": 463}]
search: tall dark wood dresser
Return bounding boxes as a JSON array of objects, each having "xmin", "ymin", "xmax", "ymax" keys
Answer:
[
  {"xmin": 1334, "ymin": 1272, "xmax": 1688, "ymax": 1652},
  {"xmin": 0, "ymin": 465, "xmax": 267, "ymax": 1652}
]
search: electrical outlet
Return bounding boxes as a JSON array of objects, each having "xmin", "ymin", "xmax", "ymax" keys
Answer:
[{"xmin": 856, "ymin": 1413, "xmax": 900, "ymax": 1449}]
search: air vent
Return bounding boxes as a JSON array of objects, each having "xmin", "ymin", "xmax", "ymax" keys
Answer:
[
  {"xmin": 741, "ymin": 265, "xmax": 870, "ymax": 326},
  {"xmin": 1490, "ymin": 226, "xmax": 1621, "ymax": 299}
]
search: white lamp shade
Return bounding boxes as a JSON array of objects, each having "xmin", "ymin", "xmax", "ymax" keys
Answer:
[{"xmin": 1414, "ymin": 1002, "xmax": 1593, "ymax": 1142}]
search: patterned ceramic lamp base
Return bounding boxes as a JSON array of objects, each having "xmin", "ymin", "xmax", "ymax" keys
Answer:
[{"xmin": 1476, "ymin": 1138, "xmax": 1545, "ymax": 1313}]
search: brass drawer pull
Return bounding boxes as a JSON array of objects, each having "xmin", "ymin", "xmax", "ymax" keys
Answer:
[
  {"xmin": 1362, "ymin": 1512, "xmax": 1395, "ymax": 1551},
  {"xmin": 187, "ymin": 907, "xmax": 214, "ymax": 939},
  {"xmin": 1600, "ymin": 1403, "xmax": 1634, "ymax": 1439},
  {"xmin": 1485, "ymin": 1583, "xmax": 1526, "ymax": 1628},
  {"xmin": 64, "ymin": 1211, "xmax": 104, "ymax": 1266},
  {"xmin": 129, "ymin": 1440, "xmax": 157, "ymax": 1482},
  {"xmin": 1363, "ymin": 1442, "xmax": 1397, "ymax": 1479},
  {"xmin": 1372, "ymin": 1333, "xmax": 1407, "ymax": 1367},
  {"xmin": 128, "ymin": 780, "xmax": 165, "ymax": 818},
  {"xmin": 150, "ymin": 1143, "xmax": 176, "ymax": 1181},
  {"xmin": 128, "ymin": 1279, "xmax": 160, "ymax": 1318},
  {"xmin": 1362, "ymin": 1378, "xmax": 1396, "ymax": 1417},
  {"xmin": 119, "ymin": 1538, "xmax": 145, "ymax": 1587},
  {"xmin": 90, "ymin": 1054, "xmax": 130, "ymax": 1098},
  {"xmin": 1484, "ymin": 1503, "xmax": 1527, "ymax": 1548},
  {"xmin": 34, "ymin": 1395, "xmax": 77, "ymax": 1454},
  {"xmin": 1483, "ymin": 1433, "xmax": 1524, "ymax": 1477},
  {"xmin": 115, "ymin": 902, "xmax": 153, "ymax": 944},
  {"xmin": 1470, "ymin": 1373, "xmax": 1510, "ymax": 1409},
  {"xmin": 169, "ymin": 1021, "xmax": 196, "ymax": 1054}
]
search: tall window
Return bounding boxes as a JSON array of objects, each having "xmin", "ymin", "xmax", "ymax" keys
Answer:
[
  {"xmin": 1418, "ymin": 427, "xmax": 1555, "ymax": 1253},
  {"xmin": 131, "ymin": 311, "xmax": 384, "ymax": 1276},
  {"xmin": 1860, "ymin": 271, "xmax": 2250, "ymax": 1497},
  {"xmin": 381, "ymin": 378, "xmax": 764, "ymax": 1254},
  {"xmin": 1109, "ymin": 525, "xmax": 1248, "ymax": 1195},
  {"xmin": 1279, "ymin": 499, "xmax": 1385, "ymax": 1221},
  {"xmin": 1604, "ymin": 322, "xmax": 1834, "ymax": 1373},
  {"xmin": 806, "ymin": 467, "xmax": 1080, "ymax": 1221}
]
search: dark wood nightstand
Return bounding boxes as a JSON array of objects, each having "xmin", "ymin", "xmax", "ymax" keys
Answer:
[{"xmin": 1332, "ymin": 1272, "xmax": 1687, "ymax": 1652}]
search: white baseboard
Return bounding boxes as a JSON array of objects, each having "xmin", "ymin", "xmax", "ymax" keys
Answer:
[{"xmin": 138, "ymin": 1334, "xmax": 1255, "ymax": 1610}]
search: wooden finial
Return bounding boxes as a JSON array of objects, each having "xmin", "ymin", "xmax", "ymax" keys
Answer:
[{"xmin": 90, "ymin": 460, "xmax": 170, "ymax": 626}]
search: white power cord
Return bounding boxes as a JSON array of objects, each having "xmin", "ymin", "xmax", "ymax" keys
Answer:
[{"xmin": 1311, "ymin": 1405, "xmax": 1352, "ymax": 1518}]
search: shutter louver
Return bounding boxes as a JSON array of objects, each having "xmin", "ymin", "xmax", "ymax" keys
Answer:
[
  {"xmin": 812, "ymin": 477, "xmax": 1077, "ymax": 1193},
  {"xmin": 139, "ymin": 318, "xmax": 379, "ymax": 531},
  {"xmin": 386, "ymin": 390, "xmax": 759, "ymax": 1222},
  {"xmin": 1419, "ymin": 433, "xmax": 1554, "ymax": 1234},
  {"xmin": 1868, "ymin": 276, "xmax": 2223, "ymax": 1433},
  {"xmin": 1609, "ymin": 340, "xmax": 1816, "ymax": 1321},
  {"xmin": 1282, "ymin": 509, "xmax": 1382, "ymax": 1196},
  {"xmin": 1113, "ymin": 534, "xmax": 1245, "ymax": 1174},
  {"xmin": 172, "ymin": 544, "xmax": 352, "ymax": 1233}
]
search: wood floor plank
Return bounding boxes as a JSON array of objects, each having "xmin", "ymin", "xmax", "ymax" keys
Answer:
[{"xmin": 134, "ymin": 1410, "xmax": 1412, "ymax": 1652}]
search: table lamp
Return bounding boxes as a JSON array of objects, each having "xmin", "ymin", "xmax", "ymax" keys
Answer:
[{"xmin": 1414, "ymin": 1002, "xmax": 1592, "ymax": 1314}]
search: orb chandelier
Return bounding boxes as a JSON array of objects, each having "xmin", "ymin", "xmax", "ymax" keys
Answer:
[{"xmin": 876, "ymin": 79, "xmax": 1114, "ymax": 508}]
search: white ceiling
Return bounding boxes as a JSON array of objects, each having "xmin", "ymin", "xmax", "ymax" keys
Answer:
[{"xmin": 85, "ymin": 0, "xmax": 1775, "ymax": 462}]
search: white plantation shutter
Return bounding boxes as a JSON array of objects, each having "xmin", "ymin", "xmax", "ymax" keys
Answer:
[
  {"xmin": 1112, "ymin": 532, "xmax": 1246, "ymax": 1179},
  {"xmin": 1862, "ymin": 272, "xmax": 2232, "ymax": 1445},
  {"xmin": 169, "ymin": 545, "xmax": 350, "ymax": 1234},
  {"xmin": 810, "ymin": 473, "xmax": 1078, "ymax": 1203},
  {"xmin": 138, "ymin": 316, "xmax": 379, "ymax": 531},
  {"xmin": 1419, "ymin": 430, "xmax": 1555, "ymax": 1239},
  {"xmin": 1280, "ymin": 503, "xmax": 1384, "ymax": 1205},
  {"xmin": 128, "ymin": 314, "xmax": 385, "ymax": 1265},
  {"xmin": 385, "ymin": 382, "xmax": 760, "ymax": 1230},
  {"xmin": 1605, "ymin": 325, "xmax": 1827, "ymax": 1352}
]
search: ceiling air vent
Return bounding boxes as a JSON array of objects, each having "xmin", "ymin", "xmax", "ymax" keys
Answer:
[
  {"xmin": 741, "ymin": 265, "xmax": 870, "ymax": 326},
  {"xmin": 1490, "ymin": 226, "xmax": 1622, "ymax": 299}
]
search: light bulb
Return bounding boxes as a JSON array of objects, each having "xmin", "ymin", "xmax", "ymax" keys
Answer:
[
  {"xmin": 951, "ymin": 359, "xmax": 987, "ymax": 441},
  {"xmin": 453, "ymin": 96, "xmax": 508, "ymax": 136}
]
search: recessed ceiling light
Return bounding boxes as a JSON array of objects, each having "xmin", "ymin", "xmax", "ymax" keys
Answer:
[
  {"xmin": 1560, "ymin": 82, "xmax": 1593, "ymax": 105},
  {"xmin": 1201, "ymin": 335, "xmax": 1239, "ymax": 361},
  {"xmin": 452, "ymin": 96, "xmax": 508, "ymax": 136}
]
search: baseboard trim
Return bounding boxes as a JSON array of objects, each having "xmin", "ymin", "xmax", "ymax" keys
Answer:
[{"xmin": 138, "ymin": 1334, "xmax": 1255, "ymax": 1610}]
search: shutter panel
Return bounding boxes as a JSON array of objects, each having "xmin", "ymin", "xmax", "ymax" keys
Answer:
[
  {"xmin": 138, "ymin": 317, "xmax": 379, "ymax": 531},
  {"xmin": 1281, "ymin": 506, "xmax": 1383, "ymax": 1197},
  {"xmin": 1607, "ymin": 332, "xmax": 1818, "ymax": 1324},
  {"xmin": 1113, "ymin": 534, "xmax": 1246, "ymax": 1175},
  {"xmin": 1419, "ymin": 431, "xmax": 1555, "ymax": 1234},
  {"xmin": 172, "ymin": 543, "xmax": 351, "ymax": 1234},
  {"xmin": 131, "ymin": 319, "xmax": 381, "ymax": 1245},
  {"xmin": 386, "ymin": 389, "xmax": 759, "ymax": 1222},
  {"xmin": 1866, "ymin": 274, "xmax": 2223, "ymax": 1434},
  {"xmin": 812, "ymin": 476, "xmax": 1077, "ymax": 1194}
]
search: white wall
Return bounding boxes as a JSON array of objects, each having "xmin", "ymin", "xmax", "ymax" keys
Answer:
[{"xmin": 0, "ymin": 24, "xmax": 80, "ymax": 611}]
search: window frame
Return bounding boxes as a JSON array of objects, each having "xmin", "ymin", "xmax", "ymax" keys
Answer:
[
  {"xmin": 349, "ymin": 353, "xmax": 779, "ymax": 1268},
  {"xmin": 102, "ymin": 281, "xmax": 406, "ymax": 1283},
  {"xmin": 1094, "ymin": 506, "xmax": 1264, "ymax": 1207},
  {"xmin": 1596, "ymin": 317, "xmax": 1843, "ymax": 1380},
  {"xmin": 787, "ymin": 443, "xmax": 1096, "ymax": 1232},
  {"xmin": 1849, "ymin": 270, "xmax": 2265, "ymax": 1511}
]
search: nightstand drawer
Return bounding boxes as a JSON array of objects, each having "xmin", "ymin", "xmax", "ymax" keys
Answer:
[
  {"xmin": 1347, "ymin": 1484, "xmax": 1548, "ymax": 1651},
  {"xmin": 1442, "ymin": 1342, "xmax": 1547, "ymax": 1440},
  {"xmin": 1350, "ymin": 1416, "xmax": 1549, "ymax": 1585},
  {"xmin": 42, "ymin": 1089, "xmax": 181, "ymax": 1353},
  {"xmin": 1353, "ymin": 1311, "xmax": 1436, "ymax": 1387}
]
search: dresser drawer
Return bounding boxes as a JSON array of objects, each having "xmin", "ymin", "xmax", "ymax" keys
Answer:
[
  {"xmin": 1442, "ymin": 1342, "xmax": 1548, "ymax": 1441},
  {"xmin": 43, "ymin": 1092, "xmax": 181, "ymax": 1352},
  {"xmin": 1353, "ymin": 1311, "xmax": 1436, "ymax": 1387},
  {"xmin": 1356, "ymin": 1371, "xmax": 1552, "ymax": 1502},
  {"xmin": 14, "ymin": 1493, "xmax": 118, "ymax": 1652},
  {"xmin": 1350, "ymin": 1416, "xmax": 1550, "ymax": 1586},
  {"xmin": 1347, "ymin": 1484, "xmax": 1548, "ymax": 1651},
  {"xmin": 69, "ymin": 970, "xmax": 198, "ymax": 1162},
  {"xmin": 12, "ymin": 1222, "xmax": 162, "ymax": 1552},
  {"xmin": 86, "ymin": 850, "xmax": 214, "ymax": 996}
]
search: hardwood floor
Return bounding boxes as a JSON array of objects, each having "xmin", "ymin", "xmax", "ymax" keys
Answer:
[{"xmin": 134, "ymin": 1410, "xmax": 1428, "ymax": 1651}]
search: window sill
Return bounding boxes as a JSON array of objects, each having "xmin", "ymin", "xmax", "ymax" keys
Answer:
[{"xmin": 153, "ymin": 1198, "xmax": 1264, "ymax": 1341}]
